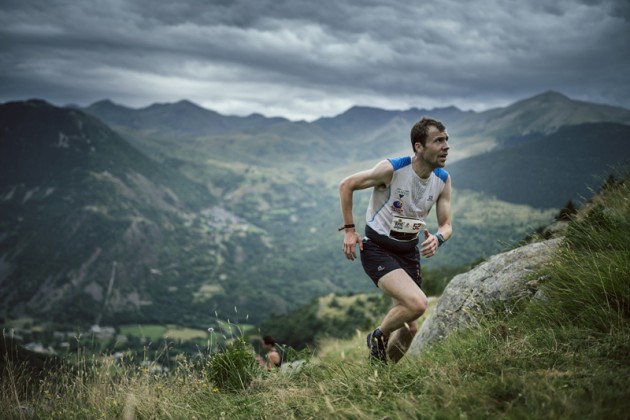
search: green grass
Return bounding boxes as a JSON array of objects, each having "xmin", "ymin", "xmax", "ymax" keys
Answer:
[
  {"xmin": 162, "ymin": 326, "xmax": 208, "ymax": 341},
  {"xmin": 118, "ymin": 324, "xmax": 166, "ymax": 342},
  {"xmin": 2, "ymin": 317, "xmax": 35, "ymax": 329},
  {"xmin": 2, "ymin": 178, "xmax": 629, "ymax": 418}
]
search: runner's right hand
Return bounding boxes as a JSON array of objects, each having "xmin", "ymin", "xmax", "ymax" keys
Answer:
[{"xmin": 343, "ymin": 230, "xmax": 363, "ymax": 261}]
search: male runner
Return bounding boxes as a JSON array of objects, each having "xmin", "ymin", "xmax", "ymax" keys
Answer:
[{"xmin": 339, "ymin": 117, "xmax": 452, "ymax": 363}]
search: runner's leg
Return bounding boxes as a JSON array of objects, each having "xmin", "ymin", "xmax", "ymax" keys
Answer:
[
  {"xmin": 386, "ymin": 299, "xmax": 419, "ymax": 363},
  {"xmin": 377, "ymin": 268, "xmax": 427, "ymax": 337}
]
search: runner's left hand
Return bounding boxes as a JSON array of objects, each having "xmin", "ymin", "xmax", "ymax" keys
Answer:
[{"xmin": 420, "ymin": 230, "xmax": 438, "ymax": 258}]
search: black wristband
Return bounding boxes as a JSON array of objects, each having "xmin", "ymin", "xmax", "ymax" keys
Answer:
[
  {"xmin": 338, "ymin": 224, "xmax": 355, "ymax": 231},
  {"xmin": 435, "ymin": 233, "xmax": 445, "ymax": 247}
]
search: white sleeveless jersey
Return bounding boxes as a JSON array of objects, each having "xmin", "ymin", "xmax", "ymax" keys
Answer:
[{"xmin": 366, "ymin": 156, "xmax": 449, "ymax": 241}]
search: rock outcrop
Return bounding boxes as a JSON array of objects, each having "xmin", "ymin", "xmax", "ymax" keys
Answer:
[{"xmin": 409, "ymin": 238, "xmax": 562, "ymax": 355}]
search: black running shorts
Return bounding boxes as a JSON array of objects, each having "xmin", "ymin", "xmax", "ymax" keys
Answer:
[{"xmin": 360, "ymin": 225, "xmax": 422, "ymax": 289}]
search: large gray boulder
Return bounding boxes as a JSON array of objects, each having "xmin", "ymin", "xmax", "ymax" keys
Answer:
[{"xmin": 409, "ymin": 238, "xmax": 562, "ymax": 355}]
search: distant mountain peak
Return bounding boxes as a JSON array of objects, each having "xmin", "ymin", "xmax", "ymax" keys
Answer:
[
  {"xmin": 24, "ymin": 99, "xmax": 54, "ymax": 108},
  {"xmin": 87, "ymin": 99, "xmax": 132, "ymax": 111},
  {"xmin": 91, "ymin": 99, "xmax": 116, "ymax": 106},
  {"xmin": 176, "ymin": 99, "xmax": 196, "ymax": 105},
  {"xmin": 534, "ymin": 90, "xmax": 570, "ymax": 101},
  {"xmin": 328, "ymin": 106, "xmax": 382, "ymax": 120},
  {"xmin": 141, "ymin": 99, "xmax": 221, "ymax": 116},
  {"xmin": 173, "ymin": 99, "xmax": 204, "ymax": 109},
  {"xmin": 430, "ymin": 105, "xmax": 464, "ymax": 113},
  {"xmin": 346, "ymin": 105, "xmax": 384, "ymax": 112},
  {"xmin": 340, "ymin": 105, "xmax": 401, "ymax": 119},
  {"xmin": 504, "ymin": 90, "xmax": 573, "ymax": 111}
]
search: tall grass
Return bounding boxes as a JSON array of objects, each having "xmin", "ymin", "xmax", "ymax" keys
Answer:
[
  {"xmin": 1, "ymin": 178, "xmax": 629, "ymax": 418},
  {"xmin": 528, "ymin": 183, "xmax": 630, "ymax": 332}
]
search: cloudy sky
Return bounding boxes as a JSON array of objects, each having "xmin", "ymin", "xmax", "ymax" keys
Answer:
[{"xmin": 1, "ymin": 0, "xmax": 629, "ymax": 120}]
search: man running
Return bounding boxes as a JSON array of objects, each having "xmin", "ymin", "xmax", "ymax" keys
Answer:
[{"xmin": 338, "ymin": 117, "xmax": 453, "ymax": 364}]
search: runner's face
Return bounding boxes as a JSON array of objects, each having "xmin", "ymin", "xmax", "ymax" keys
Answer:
[{"xmin": 417, "ymin": 126, "xmax": 449, "ymax": 168}]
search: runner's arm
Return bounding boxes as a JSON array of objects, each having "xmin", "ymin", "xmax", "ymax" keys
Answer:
[
  {"xmin": 339, "ymin": 160, "xmax": 394, "ymax": 260},
  {"xmin": 435, "ymin": 175, "xmax": 452, "ymax": 241},
  {"xmin": 421, "ymin": 175, "xmax": 453, "ymax": 257}
]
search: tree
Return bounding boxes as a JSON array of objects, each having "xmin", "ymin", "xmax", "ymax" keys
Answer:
[
  {"xmin": 556, "ymin": 200, "xmax": 577, "ymax": 221},
  {"xmin": 602, "ymin": 174, "xmax": 618, "ymax": 191}
]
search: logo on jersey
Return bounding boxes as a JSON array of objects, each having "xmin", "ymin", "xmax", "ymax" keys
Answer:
[
  {"xmin": 391, "ymin": 188, "xmax": 409, "ymax": 213},
  {"xmin": 395, "ymin": 188, "xmax": 409, "ymax": 198},
  {"xmin": 391, "ymin": 188, "xmax": 410, "ymax": 214},
  {"xmin": 391, "ymin": 200, "xmax": 404, "ymax": 214}
]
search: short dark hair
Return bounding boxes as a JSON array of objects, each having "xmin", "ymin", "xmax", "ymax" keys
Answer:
[
  {"xmin": 262, "ymin": 335, "xmax": 276, "ymax": 346},
  {"xmin": 410, "ymin": 117, "xmax": 446, "ymax": 152}
]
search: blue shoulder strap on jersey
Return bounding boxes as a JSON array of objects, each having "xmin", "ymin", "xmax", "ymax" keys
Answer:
[
  {"xmin": 433, "ymin": 168, "xmax": 449, "ymax": 183},
  {"xmin": 388, "ymin": 156, "xmax": 412, "ymax": 171}
]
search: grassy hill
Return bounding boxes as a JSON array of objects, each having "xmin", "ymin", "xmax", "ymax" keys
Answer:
[{"xmin": 2, "ymin": 173, "xmax": 628, "ymax": 419}]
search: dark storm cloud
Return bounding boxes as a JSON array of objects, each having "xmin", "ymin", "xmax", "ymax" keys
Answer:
[{"xmin": 0, "ymin": 0, "xmax": 629, "ymax": 119}]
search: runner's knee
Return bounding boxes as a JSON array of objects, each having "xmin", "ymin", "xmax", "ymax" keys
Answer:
[{"xmin": 406, "ymin": 295, "xmax": 427, "ymax": 318}]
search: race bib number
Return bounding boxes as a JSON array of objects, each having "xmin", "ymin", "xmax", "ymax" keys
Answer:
[{"xmin": 389, "ymin": 216, "xmax": 425, "ymax": 240}]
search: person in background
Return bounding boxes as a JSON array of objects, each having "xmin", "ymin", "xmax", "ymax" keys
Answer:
[
  {"xmin": 338, "ymin": 117, "xmax": 453, "ymax": 364},
  {"xmin": 256, "ymin": 335, "xmax": 282, "ymax": 369}
]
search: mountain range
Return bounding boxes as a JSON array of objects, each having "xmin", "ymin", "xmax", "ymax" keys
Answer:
[{"xmin": 1, "ymin": 91, "xmax": 629, "ymax": 328}]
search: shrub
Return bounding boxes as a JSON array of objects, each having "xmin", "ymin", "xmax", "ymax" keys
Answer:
[{"xmin": 205, "ymin": 336, "xmax": 259, "ymax": 392}]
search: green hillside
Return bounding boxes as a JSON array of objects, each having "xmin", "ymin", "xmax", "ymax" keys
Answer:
[
  {"xmin": 0, "ymin": 100, "xmax": 224, "ymax": 324},
  {"xmin": 448, "ymin": 122, "xmax": 630, "ymax": 208}
]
